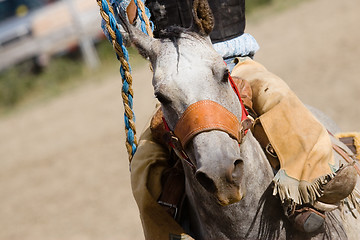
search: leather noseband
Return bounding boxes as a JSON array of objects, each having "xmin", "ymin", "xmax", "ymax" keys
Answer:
[{"xmin": 174, "ymin": 100, "xmax": 244, "ymax": 148}]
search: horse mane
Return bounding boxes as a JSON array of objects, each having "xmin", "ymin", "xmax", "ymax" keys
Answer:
[{"xmin": 158, "ymin": 26, "xmax": 201, "ymax": 41}]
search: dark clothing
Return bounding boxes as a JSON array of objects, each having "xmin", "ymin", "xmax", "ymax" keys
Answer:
[{"xmin": 146, "ymin": 0, "xmax": 246, "ymax": 43}]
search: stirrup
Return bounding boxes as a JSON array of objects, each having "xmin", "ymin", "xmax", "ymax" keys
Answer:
[
  {"xmin": 291, "ymin": 207, "xmax": 325, "ymax": 233},
  {"xmin": 293, "ymin": 207, "xmax": 325, "ymax": 233}
]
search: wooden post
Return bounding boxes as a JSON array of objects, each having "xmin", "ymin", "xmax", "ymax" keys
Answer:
[{"xmin": 65, "ymin": 0, "xmax": 99, "ymax": 69}]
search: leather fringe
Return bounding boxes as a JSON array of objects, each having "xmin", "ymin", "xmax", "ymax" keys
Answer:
[
  {"xmin": 348, "ymin": 188, "xmax": 360, "ymax": 214},
  {"xmin": 340, "ymin": 188, "xmax": 360, "ymax": 221},
  {"xmin": 274, "ymin": 169, "xmax": 360, "ymax": 221},
  {"xmin": 273, "ymin": 169, "xmax": 335, "ymax": 205}
]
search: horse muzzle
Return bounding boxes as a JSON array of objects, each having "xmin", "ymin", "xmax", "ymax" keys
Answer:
[
  {"xmin": 192, "ymin": 131, "xmax": 247, "ymax": 206},
  {"xmin": 196, "ymin": 166, "xmax": 246, "ymax": 205}
]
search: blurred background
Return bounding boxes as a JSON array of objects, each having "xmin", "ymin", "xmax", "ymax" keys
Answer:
[{"xmin": 0, "ymin": 0, "xmax": 359, "ymax": 239}]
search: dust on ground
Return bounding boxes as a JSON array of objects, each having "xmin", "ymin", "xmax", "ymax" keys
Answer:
[{"xmin": 1, "ymin": 0, "xmax": 359, "ymax": 239}]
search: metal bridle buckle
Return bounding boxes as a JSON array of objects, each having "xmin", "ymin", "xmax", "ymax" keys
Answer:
[
  {"xmin": 167, "ymin": 134, "xmax": 196, "ymax": 171},
  {"xmin": 266, "ymin": 143, "xmax": 278, "ymax": 158},
  {"xmin": 157, "ymin": 200, "xmax": 178, "ymax": 219}
]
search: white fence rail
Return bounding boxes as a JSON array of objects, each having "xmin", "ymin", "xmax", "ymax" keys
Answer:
[{"xmin": 0, "ymin": 0, "xmax": 102, "ymax": 71}]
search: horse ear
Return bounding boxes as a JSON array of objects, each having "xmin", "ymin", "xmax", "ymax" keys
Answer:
[
  {"xmin": 118, "ymin": 10, "xmax": 160, "ymax": 60},
  {"xmin": 129, "ymin": 27, "xmax": 160, "ymax": 60},
  {"xmin": 192, "ymin": 0, "xmax": 214, "ymax": 36}
]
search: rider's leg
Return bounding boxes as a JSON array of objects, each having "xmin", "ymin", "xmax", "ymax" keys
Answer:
[
  {"xmin": 231, "ymin": 57, "xmax": 356, "ymax": 233},
  {"xmin": 130, "ymin": 119, "xmax": 187, "ymax": 239}
]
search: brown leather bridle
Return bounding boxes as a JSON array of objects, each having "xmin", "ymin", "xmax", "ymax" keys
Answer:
[{"xmin": 162, "ymin": 74, "xmax": 253, "ymax": 171}]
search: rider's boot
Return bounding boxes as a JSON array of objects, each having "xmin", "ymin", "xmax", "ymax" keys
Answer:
[{"xmin": 288, "ymin": 164, "xmax": 357, "ymax": 233}]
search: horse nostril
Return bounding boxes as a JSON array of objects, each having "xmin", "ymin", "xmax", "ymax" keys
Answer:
[
  {"xmin": 232, "ymin": 159, "xmax": 244, "ymax": 180},
  {"xmin": 234, "ymin": 159, "xmax": 243, "ymax": 167},
  {"xmin": 195, "ymin": 171, "xmax": 217, "ymax": 194}
]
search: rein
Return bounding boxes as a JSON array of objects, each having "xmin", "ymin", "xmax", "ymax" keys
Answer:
[{"xmin": 163, "ymin": 73, "xmax": 252, "ymax": 171}]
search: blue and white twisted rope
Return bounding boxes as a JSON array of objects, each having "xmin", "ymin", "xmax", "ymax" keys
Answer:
[{"xmin": 97, "ymin": 0, "xmax": 153, "ymax": 160}]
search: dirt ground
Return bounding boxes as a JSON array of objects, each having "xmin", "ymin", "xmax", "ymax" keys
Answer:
[{"xmin": 1, "ymin": 0, "xmax": 359, "ymax": 239}]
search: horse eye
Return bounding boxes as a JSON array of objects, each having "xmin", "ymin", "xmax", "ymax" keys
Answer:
[{"xmin": 155, "ymin": 92, "xmax": 171, "ymax": 104}]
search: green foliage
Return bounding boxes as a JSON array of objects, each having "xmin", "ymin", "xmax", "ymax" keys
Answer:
[
  {"xmin": 0, "ymin": 52, "xmax": 84, "ymax": 110},
  {"xmin": 0, "ymin": 40, "xmax": 146, "ymax": 113}
]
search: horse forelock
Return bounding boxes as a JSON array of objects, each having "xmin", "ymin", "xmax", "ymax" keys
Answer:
[
  {"xmin": 158, "ymin": 26, "xmax": 187, "ymax": 39},
  {"xmin": 158, "ymin": 26, "xmax": 207, "ymax": 43}
]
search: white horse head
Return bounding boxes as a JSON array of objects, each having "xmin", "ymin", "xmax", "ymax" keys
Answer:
[{"xmin": 122, "ymin": 0, "xmax": 249, "ymax": 206}]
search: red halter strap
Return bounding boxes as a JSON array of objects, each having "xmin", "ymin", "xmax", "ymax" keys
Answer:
[
  {"xmin": 162, "ymin": 116, "xmax": 197, "ymax": 171},
  {"xmin": 228, "ymin": 73, "xmax": 249, "ymax": 122}
]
